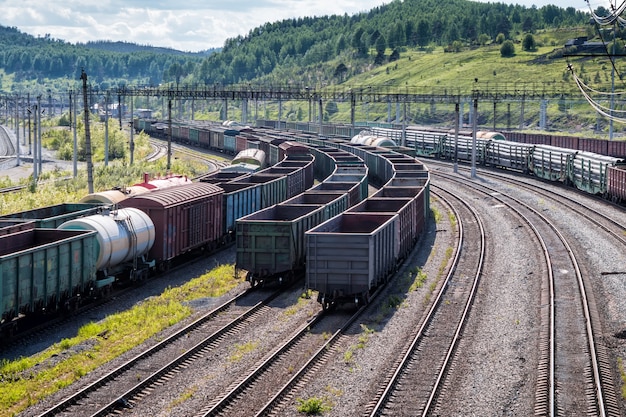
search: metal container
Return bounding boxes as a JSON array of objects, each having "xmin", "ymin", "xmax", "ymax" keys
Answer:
[
  {"xmin": 120, "ymin": 183, "xmax": 224, "ymax": 263},
  {"xmin": 0, "ymin": 228, "xmax": 98, "ymax": 322},
  {"xmin": 0, "ymin": 220, "xmax": 36, "ymax": 236},
  {"xmin": 236, "ymin": 204, "xmax": 327, "ymax": 285},
  {"xmin": 59, "ymin": 208, "xmax": 155, "ymax": 271},
  {"xmin": 306, "ymin": 213, "xmax": 399, "ymax": 308},
  {"xmin": 233, "ymin": 173, "xmax": 288, "ymax": 209},
  {"xmin": 285, "ymin": 189, "xmax": 348, "ymax": 209},
  {"xmin": 608, "ymin": 166, "xmax": 626, "ymax": 202},
  {"xmin": 219, "ymin": 182, "xmax": 262, "ymax": 234},
  {"xmin": 347, "ymin": 197, "xmax": 417, "ymax": 259},
  {"xmin": 198, "ymin": 171, "xmax": 250, "ymax": 185},
  {"xmin": 0, "ymin": 203, "xmax": 106, "ymax": 228}
]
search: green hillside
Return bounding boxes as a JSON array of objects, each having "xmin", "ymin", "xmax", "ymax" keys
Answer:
[{"xmin": 1, "ymin": 0, "xmax": 624, "ymax": 134}]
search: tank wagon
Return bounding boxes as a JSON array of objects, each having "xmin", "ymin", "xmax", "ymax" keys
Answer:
[
  {"xmin": 59, "ymin": 207, "xmax": 155, "ymax": 283},
  {"xmin": 81, "ymin": 173, "xmax": 192, "ymax": 205}
]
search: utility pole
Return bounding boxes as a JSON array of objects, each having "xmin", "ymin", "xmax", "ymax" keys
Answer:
[
  {"xmin": 168, "ymin": 99, "xmax": 172, "ymax": 171},
  {"xmin": 81, "ymin": 70, "xmax": 94, "ymax": 194},
  {"xmin": 15, "ymin": 94, "xmax": 20, "ymax": 166},
  {"xmin": 69, "ymin": 90, "xmax": 77, "ymax": 177},
  {"xmin": 105, "ymin": 91, "xmax": 109, "ymax": 166},
  {"xmin": 454, "ymin": 102, "xmax": 460, "ymax": 173},
  {"xmin": 129, "ymin": 95, "xmax": 134, "ymax": 165},
  {"xmin": 471, "ymin": 98, "xmax": 478, "ymax": 179}
]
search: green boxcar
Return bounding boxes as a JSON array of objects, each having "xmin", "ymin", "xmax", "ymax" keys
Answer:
[
  {"xmin": 0, "ymin": 203, "xmax": 105, "ymax": 228},
  {"xmin": 189, "ymin": 127, "xmax": 200, "ymax": 145},
  {"xmin": 0, "ymin": 229, "xmax": 98, "ymax": 324}
]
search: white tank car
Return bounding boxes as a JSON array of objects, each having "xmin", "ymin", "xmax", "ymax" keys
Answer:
[
  {"xmin": 350, "ymin": 134, "xmax": 397, "ymax": 147},
  {"xmin": 58, "ymin": 208, "xmax": 155, "ymax": 271}
]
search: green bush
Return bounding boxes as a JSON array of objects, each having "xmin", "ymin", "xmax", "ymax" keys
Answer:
[{"xmin": 500, "ymin": 40, "xmax": 515, "ymax": 57}]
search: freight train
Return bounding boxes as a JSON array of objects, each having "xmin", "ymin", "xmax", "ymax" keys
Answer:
[
  {"xmin": 252, "ymin": 120, "xmax": 626, "ymax": 204},
  {"xmin": 81, "ymin": 173, "xmax": 193, "ymax": 205},
  {"xmin": 363, "ymin": 126, "xmax": 626, "ymax": 200},
  {"xmin": 0, "ymin": 133, "xmax": 323, "ymax": 337},
  {"xmin": 234, "ymin": 132, "xmax": 430, "ymax": 309}
]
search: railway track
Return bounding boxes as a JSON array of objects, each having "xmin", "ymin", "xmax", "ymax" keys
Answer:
[
  {"xmin": 35, "ymin": 284, "xmax": 291, "ymax": 417},
  {"xmin": 0, "ymin": 125, "xmax": 16, "ymax": 156},
  {"xmin": 363, "ymin": 187, "xmax": 485, "ymax": 417},
  {"xmin": 443, "ymin": 161, "xmax": 626, "ymax": 248},
  {"xmin": 432, "ymin": 169, "xmax": 620, "ymax": 417},
  {"xmin": 147, "ymin": 137, "xmax": 229, "ymax": 174}
]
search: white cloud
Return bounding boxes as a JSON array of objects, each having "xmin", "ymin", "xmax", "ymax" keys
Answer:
[
  {"xmin": 0, "ymin": 0, "xmax": 388, "ymax": 51},
  {"xmin": 0, "ymin": 0, "xmax": 611, "ymax": 52}
]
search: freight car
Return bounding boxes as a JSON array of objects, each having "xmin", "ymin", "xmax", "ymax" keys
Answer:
[
  {"xmin": 220, "ymin": 148, "xmax": 267, "ymax": 175},
  {"xmin": 0, "ymin": 228, "xmax": 98, "ymax": 336},
  {"xmin": 235, "ymin": 153, "xmax": 367, "ymax": 287},
  {"xmin": 366, "ymin": 125, "xmax": 626, "ymax": 198},
  {"xmin": 234, "ymin": 131, "xmax": 430, "ymax": 308},
  {"xmin": 302, "ymin": 140, "xmax": 429, "ymax": 310},
  {"xmin": 81, "ymin": 173, "xmax": 192, "ymax": 205},
  {"xmin": 0, "ymin": 130, "xmax": 326, "ymax": 337}
]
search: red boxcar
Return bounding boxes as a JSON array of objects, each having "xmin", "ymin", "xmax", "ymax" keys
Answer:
[
  {"xmin": 579, "ymin": 138, "xmax": 608, "ymax": 155},
  {"xmin": 608, "ymin": 140, "xmax": 626, "ymax": 158},
  {"xmin": 551, "ymin": 135, "xmax": 578, "ymax": 150},
  {"xmin": 120, "ymin": 183, "xmax": 224, "ymax": 264},
  {"xmin": 198, "ymin": 128, "xmax": 211, "ymax": 147},
  {"xmin": 607, "ymin": 166, "xmax": 626, "ymax": 202}
]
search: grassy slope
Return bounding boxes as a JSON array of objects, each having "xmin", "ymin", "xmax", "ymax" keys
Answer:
[{"xmin": 313, "ymin": 27, "xmax": 625, "ymax": 135}]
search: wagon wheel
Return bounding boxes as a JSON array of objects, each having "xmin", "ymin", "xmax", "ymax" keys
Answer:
[
  {"xmin": 361, "ymin": 291, "xmax": 370, "ymax": 306},
  {"xmin": 247, "ymin": 272, "xmax": 258, "ymax": 288},
  {"xmin": 3, "ymin": 323, "xmax": 16, "ymax": 340}
]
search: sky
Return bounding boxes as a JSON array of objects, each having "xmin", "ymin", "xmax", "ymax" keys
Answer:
[{"xmin": 0, "ymin": 0, "xmax": 613, "ymax": 53}]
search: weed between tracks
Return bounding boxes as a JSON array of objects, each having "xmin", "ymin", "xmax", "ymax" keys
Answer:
[{"xmin": 0, "ymin": 263, "xmax": 242, "ymax": 417}]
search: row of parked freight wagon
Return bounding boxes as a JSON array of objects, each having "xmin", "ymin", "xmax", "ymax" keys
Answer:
[
  {"xmin": 0, "ymin": 135, "xmax": 326, "ymax": 337},
  {"xmin": 0, "ymin": 122, "xmax": 432, "ymax": 336},
  {"xmin": 251, "ymin": 119, "xmax": 626, "ymax": 203}
]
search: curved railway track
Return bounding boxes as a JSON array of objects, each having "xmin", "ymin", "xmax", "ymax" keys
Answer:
[
  {"xmin": 146, "ymin": 137, "xmax": 229, "ymax": 175},
  {"xmin": 364, "ymin": 186, "xmax": 485, "ymax": 417},
  {"xmin": 432, "ymin": 168, "xmax": 620, "ymax": 417},
  {"xmin": 0, "ymin": 125, "xmax": 16, "ymax": 156}
]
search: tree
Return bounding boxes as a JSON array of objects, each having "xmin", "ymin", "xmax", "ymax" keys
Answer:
[
  {"xmin": 478, "ymin": 33, "xmax": 490, "ymax": 46},
  {"xmin": 389, "ymin": 48, "xmax": 400, "ymax": 62},
  {"xmin": 334, "ymin": 63, "xmax": 348, "ymax": 82},
  {"xmin": 352, "ymin": 27, "xmax": 368, "ymax": 57},
  {"xmin": 325, "ymin": 101, "xmax": 339, "ymax": 116},
  {"xmin": 522, "ymin": 33, "xmax": 536, "ymax": 51},
  {"xmin": 374, "ymin": 34, "xmax": 387, "ymax": 64},
  {"xmin": 417, "ymin": 20, "xmax": 430, "ymax": 48},
  {"xmin": 500, "ymin": 40, "xmax": 515, "ymax": 57},
  {"xmin": 496, "ymin": 33, "xmax": 506, "ymax": 44}
]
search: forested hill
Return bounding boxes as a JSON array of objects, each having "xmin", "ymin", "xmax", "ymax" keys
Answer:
[
  {"xmin": 0, "ymin": 25, "xmax": 209, "ymax": 90},
  {"xmin": 0, "ymin": 0, "xmax": 592, "ymax": 92},
  {"xmin": 80, "ymin": 41, "xmax": 218, "ymax": 57}
]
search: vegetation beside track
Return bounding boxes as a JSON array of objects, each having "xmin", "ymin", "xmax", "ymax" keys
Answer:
[{"xmin": 0, "ymin": 264, "xmax": 242, "ymax": 417}]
